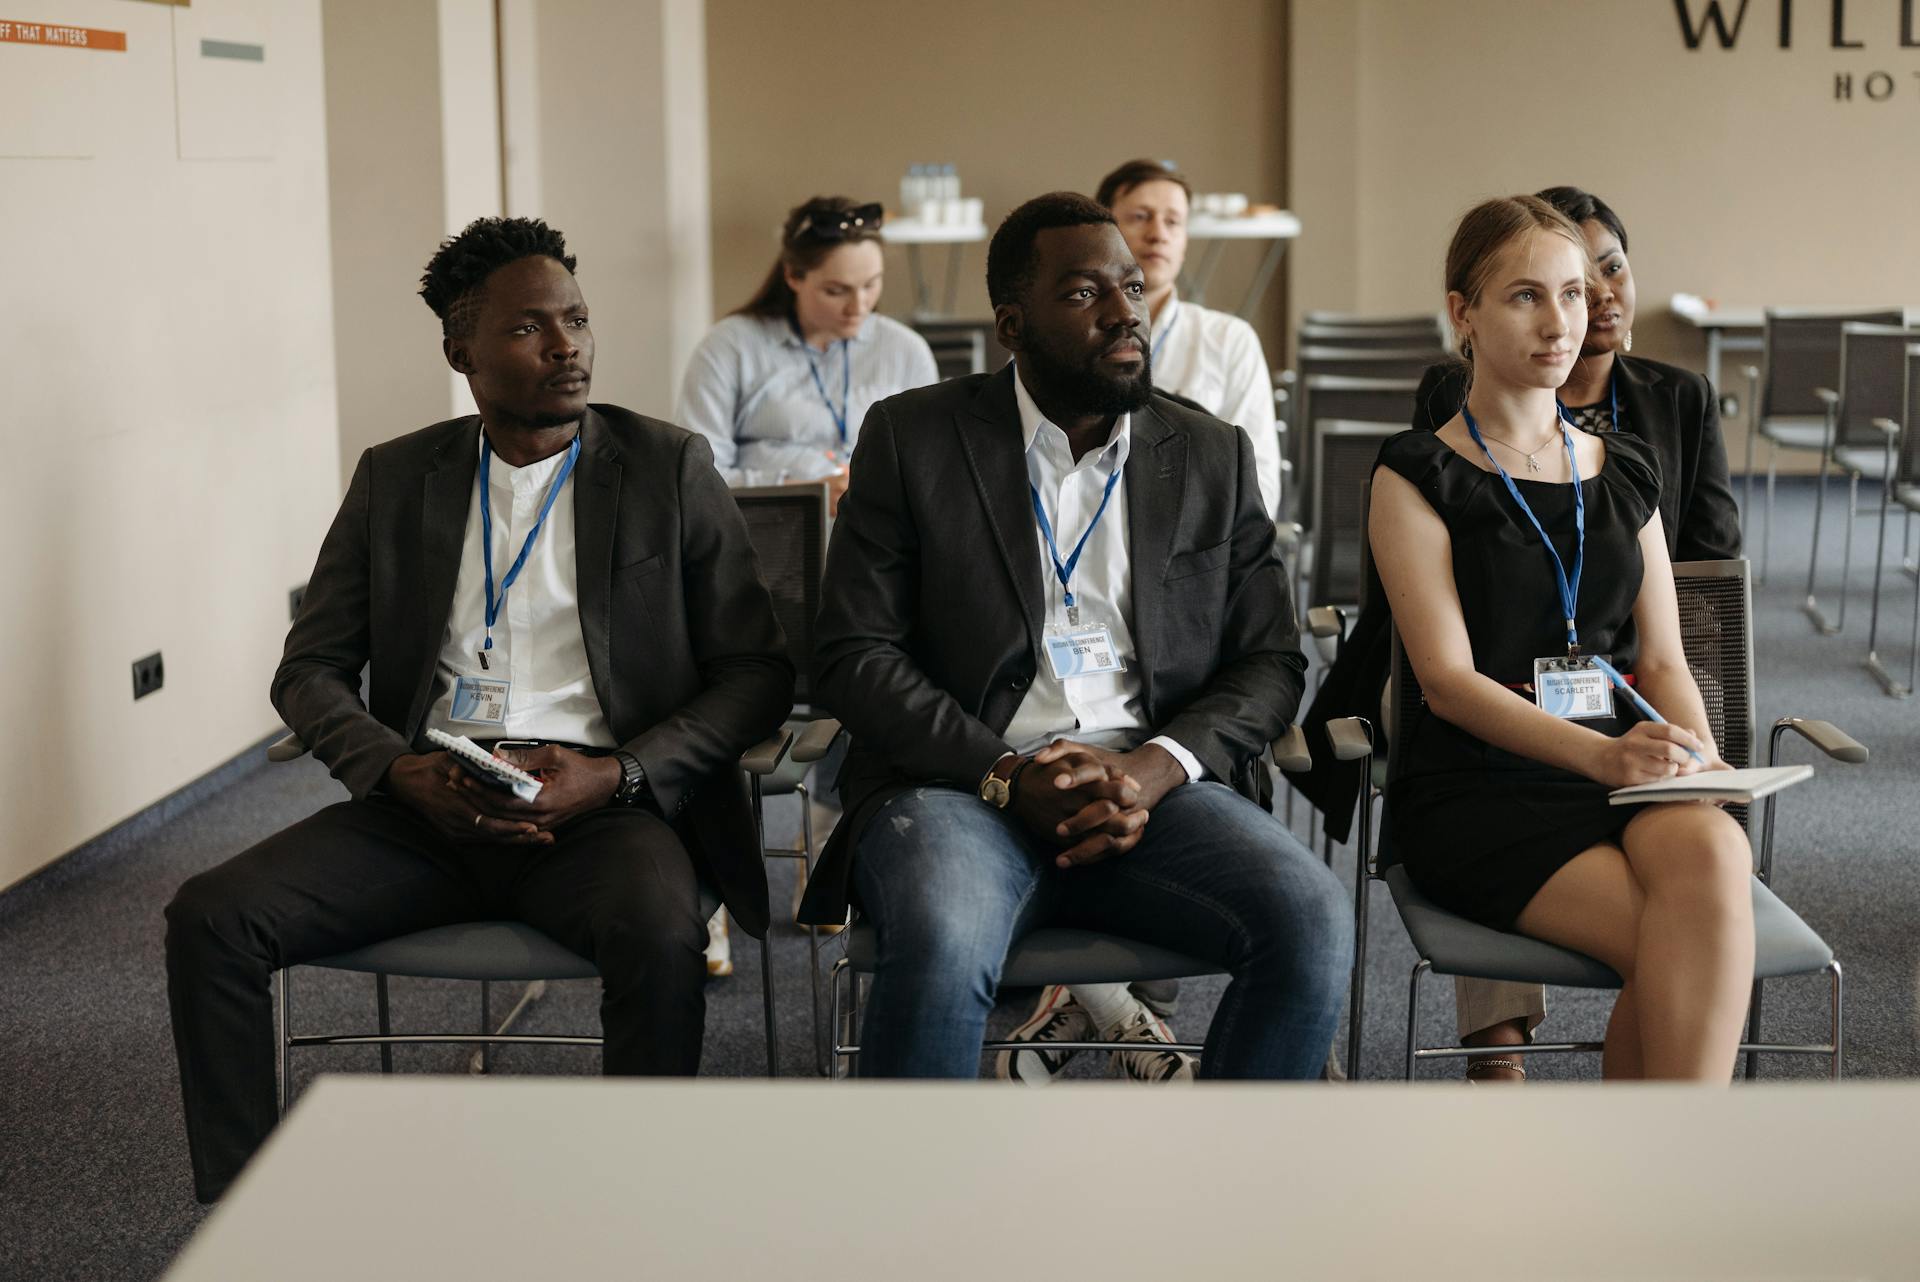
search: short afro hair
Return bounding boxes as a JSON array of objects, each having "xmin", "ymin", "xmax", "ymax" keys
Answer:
[
  {"xmin": 1534, "ymin": 185, "xmax": 1629, "ymax": 255},
  {"xmin": 419, "ymin": 216, "xmax": 578, "ymax": 339},
  {"xmin": 986, "ymin": 192, "xmax": 1115, "ymax": 309}
]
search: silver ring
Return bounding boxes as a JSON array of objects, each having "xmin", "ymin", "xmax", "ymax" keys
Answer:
[{"xmin": 473, "ymin": 812, "xmax": 484, "ymax": 827}]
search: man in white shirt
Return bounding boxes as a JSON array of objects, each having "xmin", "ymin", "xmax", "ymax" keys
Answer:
[
  {"xmin": 798, "ymin": 193, "xmax": 1350, "ymax": 1079},
  {"xmin": 1097, "ymin": 159, "xmax": 1281, "ymax": 520},
  {"xmin": 164, "ymin": 218, "xmax": 792, "ymax": 1202}
]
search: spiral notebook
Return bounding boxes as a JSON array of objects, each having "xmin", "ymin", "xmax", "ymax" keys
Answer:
[
  {"xmin": 1607, "ymin": 763, "xmax": 1812, "ymax": 806},
  {"xmin": 425, "ymin": 728, "xmax": 544, "ymax": 803}
]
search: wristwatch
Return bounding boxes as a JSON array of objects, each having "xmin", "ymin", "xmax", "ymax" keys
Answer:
[
  {"xmin": 612, "ymin": 749, "xmax": 655, "ymax": 811},
  {"xmin": 978, "ymin": 752, "xmax": 1028, "ymax": 809}
]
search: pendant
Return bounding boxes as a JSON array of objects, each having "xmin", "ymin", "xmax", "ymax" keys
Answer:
[{"xmin": 1525, "ymin": 452, "xmax": 1542, "ymax": 474}]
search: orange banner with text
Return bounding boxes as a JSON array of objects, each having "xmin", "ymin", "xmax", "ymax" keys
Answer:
[{"xmin": 0, "ymin": 19, "xmax": 127, "ymax": 51}]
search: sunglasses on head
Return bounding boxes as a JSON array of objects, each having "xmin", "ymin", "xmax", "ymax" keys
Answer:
[{"xmin": 793, "ymin": 203, "xmax": 884, "ymax": 243}]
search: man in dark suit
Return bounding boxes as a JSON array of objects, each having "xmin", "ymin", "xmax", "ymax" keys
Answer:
[
  {"xmin": 165, "ymin": 217, "xmax": 792, "ymax": 1201},
  {"xmin": 799, "ymin": 193, "xmax": 1351, "ymax": 1078}
]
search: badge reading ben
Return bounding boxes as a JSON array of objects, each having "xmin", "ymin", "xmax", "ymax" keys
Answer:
[
  {"xmin": 1532, "ymin": 655, "xmax": 1612, "ymax": 721},
  {"xmin": 450, "ymin": 674, "xmax": 512, "ymax": 725},
  {"xmin": 1042, "ymin": 623, "xmax": 1126, "ymax": 681}
]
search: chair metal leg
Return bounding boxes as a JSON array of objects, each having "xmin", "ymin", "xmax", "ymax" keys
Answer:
[
  {"xmin": 797, "ymin": 781, "xmax": 826, "ymax": 1077},
  {"xmin": 1866, "ymin": 443, "xmax": 1903, "ymax": 694},
  {"xmin": 1762, "ymin": 441, "xmax": 1778, "ymax": 585},
  {"xmin": 1743, "ymin": 978, "xmax": 1765, "ymax": 1081},
  {"xmin": 846, "ymin": 967, "xmax": 864, "ymax": 1079},
  {"xmin": 1741, "ymin": 369, "xmax": 1759, "ymax": 527},
  {"xmin": 376, "ymin": 974, "xmax": 394, "ymax": 1074},
  {"xmin": 1829, "ymin": 959, "xmax": 1845, "ymax": 1081},
  {"xmin": 276, "ymin": 968, "xmax": 290, "ymax": 1115},
  {"xmin": 1346, "ymin": 774, "xmax": 1375, "ymax": 1081},
  {"xmin": 751, "ymin": 774, "xmax": 781, "ymax": 1077},
  {"xmin": 1405, "ymin": 959, "xmax": 1431, "ymax": 1081},
  {"xmin": 478, "ymin": 980, "xmax": 491, "ymax": 1075},
  {"xmin": 1801, "ymin": 412, "xmax": 1839, "ymax": 633}
]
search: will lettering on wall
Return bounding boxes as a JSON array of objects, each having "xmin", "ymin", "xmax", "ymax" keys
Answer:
[{"xmin": 1674, "ymin": 0, "xmax": 1920, "ymax": 102}]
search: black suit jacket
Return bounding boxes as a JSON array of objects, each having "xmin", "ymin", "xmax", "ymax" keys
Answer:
[
  {"xmin": 272, "ymin": 405, "xmax": 794, "ymax": 936},
  {"xmin": 1287, "ymin": 353, "xmax": 1745, "ymax": 841},
  {"xmin": 797, "ymin": 366, "xmax": 1307, "ymax": 924}
]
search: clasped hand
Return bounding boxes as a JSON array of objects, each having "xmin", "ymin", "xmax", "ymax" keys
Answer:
[
  {"xmin": 386, "ymin": 745, "xmax": 623, "ymax": 846},
  {"xmin": 1010, "ymin": 739, "xmax": 1185, "ymax": 869}
]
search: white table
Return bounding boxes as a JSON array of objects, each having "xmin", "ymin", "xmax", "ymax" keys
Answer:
[
  {"xmin": 1671, "ymin": 297, "xmax": 1764, "ymax": 394},
  {"xmin": 1183, "ymin": 209, "xmax": 1303, "ymax": 320},
  {"xmin": 168, "ymin": 1075, "xmax": 1920, "ymax": 1279},
  {"xmin": 880, "ymin": 217, "xmax": 988, "ymax": 318}
]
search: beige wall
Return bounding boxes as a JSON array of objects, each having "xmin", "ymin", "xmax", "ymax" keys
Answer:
[
  {"xmin": 705, "ymin": 0, "xmax": 1290, "ymax": 356},
  {"xmin": 0, "ymin": 1, "xmax": 340, "ymax": 889},
  {"xmin": 1291, "ymin": 0, "xmax": 1920, "ymax": 465}
]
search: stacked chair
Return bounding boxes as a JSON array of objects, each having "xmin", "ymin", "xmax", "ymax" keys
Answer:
[
  {"xmin": 1865, "ymin": 342, "xmax": 1920, "ymax": 696},
  {"xmin": 1739, "ymin": 308, "xmax": 1902, "ymax": 584},
  {"xmin": 1331, "ymin": 560, "xmax": 1863, "ymax": 1082}
]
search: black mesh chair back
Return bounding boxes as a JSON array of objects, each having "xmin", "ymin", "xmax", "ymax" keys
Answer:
[
  {"xmin": 1298, "ymin": 322, "xmax": 1446, "ymax": 351},
  {"xmin": 1905, "ymin": 347, "xmax": 1920, "ymax": 488},
  {"xmin": 1296, "ymin": 345, "xmax": 1447, "ymax": 382},
  {"xmin": 1761, "ymin": 309, "xmax": 1903, "ymax": 420},
  {"xmin": 1836, "ymin": 323, "xmax": 1912, "ymax": 451},
  {"xmin": 1310, "ymin": 419, "xmax": 1399, "ymax": 608},
  {"xmin": 733, "ymin": 484, "xmax": 831, "ymax": 707},
  {"xmin": 1293, "ymin": 374, "xmax": 1418, "ymax": 530},
  {"xmin": 1671, "ymin": 560, "xmax": 1756, "ymax": 832},
  {"xmin": 1303, "ymin": 310, "xmax": 1442, "ymax": 331},
  {"xmin": 913, "ymin": 319, "xmax": 1007, "ymax": 378}
]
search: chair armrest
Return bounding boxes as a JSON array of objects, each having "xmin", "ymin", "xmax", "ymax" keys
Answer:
[
  {"xmin": 1307, "ymin": 605, "xmax": 1346, "ymax": 639},
  {"xmin": 789, "ymin": 717, "xmax": 843, "ymax": 765},
  {"xmin": 267, "ymin": 732, "xmax": 309, "ymax": 764},
  {"xmin": 1273, "ymin": 521, "xmax": 1302, "ymax": 557},
  {"xmin": 1872, "ymin": 417, "xmax": 1901, "ymax": 438},
  {"xmin": 740, "ymin": 728, "xmax": 794, "ymax": 776},
  {"xmin": 1270, "ymin": 724, "xmax": 1311, "ymax": 773},
  {"xmin": 1326, "ymin": 716, "xmax": 1372, "ymax": 762},
  {"xmin": 1773, "ymin": 717, "xmax": 1868, "ymax": 764},
  {"xmin": 1813, "ymin": 387, "xmax": 1839, "ymax": 406}
]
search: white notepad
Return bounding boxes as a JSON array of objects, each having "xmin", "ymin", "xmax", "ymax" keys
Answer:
[
  {"xmin": 425, "ymin": 728, "xmax": 544, "ymax": 803},
  {"xmin": 1608, "ymin": 763, "xmax": 1812, "ymax": 806}
]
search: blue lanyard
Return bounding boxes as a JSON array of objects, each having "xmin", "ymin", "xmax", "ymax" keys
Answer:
[
  {"xmin": 1556, "ymin": 366, "xmax": 1619, "ymax": 433},
  {"xmin": 479, "ymin": 434, "xmax": 580, "ymax": 657},
  {"xmin": 1029, "ymin": 466, "xmax": 1122, "ymax": 621},
  {"xmin": 1462, "ymin": 407, "xmax": 1586, "ymax": 653},
  {"xmin": 1151, "ymin": 304, "xmax": 1180, "ymax": 361},
  {"xmin": 800, "ymin": 335, "xmax": 852, "ymax": 446}
]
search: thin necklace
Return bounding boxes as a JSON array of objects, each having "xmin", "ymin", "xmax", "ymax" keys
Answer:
[{"xmin": 1473, "ymin": 421, "xmax": 1564, "ymax": 474}]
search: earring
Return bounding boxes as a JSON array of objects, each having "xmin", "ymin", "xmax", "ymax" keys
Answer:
[
  {"xmin": 1459, "ymin": 336, "xmax": 1473, "ymax": 361},
  {"xmin": 1623, "ymin": 328, "xmax": 1633, "ymax": 353}
]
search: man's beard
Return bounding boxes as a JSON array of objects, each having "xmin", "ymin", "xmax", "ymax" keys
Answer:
[{"xmin": 1021, "ymin": 331, "xmax": 1154, "ymax": 417}]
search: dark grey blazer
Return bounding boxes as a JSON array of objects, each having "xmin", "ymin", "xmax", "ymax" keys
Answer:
[
  {"xmin": 797, "ymin": 366, "xmax": 1307, "ymax": 924},
  {"xmin": 272, "ymin": 404, "xmax": 794, "ymax": 936}
]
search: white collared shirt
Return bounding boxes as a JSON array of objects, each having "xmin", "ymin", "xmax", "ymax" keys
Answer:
[
  {"xmin": 1149, "ymin": 293, "xmax": 1280, "ymax": 518},
  {"xmin": 1002, "ymin": 372, "xmax": 1205, "ymax": 782},
  {"xmin": 423, "ymin": 430, "xmax": 616, "ymax": 748},
  {"xmin": 676, "ymin": 311, "xmax": 938, "ymax": 487}
]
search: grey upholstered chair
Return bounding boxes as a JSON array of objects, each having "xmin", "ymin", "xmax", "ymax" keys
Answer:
[{"xmin": 1866, "ymin": 344, "xmax": 1920, "ymax": 697}]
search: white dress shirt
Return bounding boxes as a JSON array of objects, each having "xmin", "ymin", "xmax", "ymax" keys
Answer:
[
  {"xmin": 1002, "ymin": 371, "xmax": 1205, "ymax": 782},
  {"xmin": 423, "ymin": 430, "xmax": 616, "ymax": 748},
  {"xmin": 676, "ymin": 311, "xmax": 939, "ymax": 487},
  {"xmin": 1149, "ymin": 293, "xmax": 1281, "ymax": 519}
]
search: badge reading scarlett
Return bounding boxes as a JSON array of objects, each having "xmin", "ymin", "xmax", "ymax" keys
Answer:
[
  {"xmin": 1042, "ymin": 623, "xmax": 1126, "ymax": 681},
  {"xmin": 450, "ymin": 674, "xmax": 512, "ymax": 725},
  {"xmin": 1532, "ymin": 655, "xmax": 1612, "ymax": 721}
]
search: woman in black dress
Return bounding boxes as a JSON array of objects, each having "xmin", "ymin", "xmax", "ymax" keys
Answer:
[{"xmin": 1369, "ymin": 195, "xmax": 1754, "ymax": 1081}]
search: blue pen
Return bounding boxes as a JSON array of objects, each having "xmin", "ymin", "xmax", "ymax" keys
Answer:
[{"xmin": 1588, "ymin": 655, "xmax": 1707, "ymax": 765}]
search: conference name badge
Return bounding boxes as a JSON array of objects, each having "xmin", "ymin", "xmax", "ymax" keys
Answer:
[
  {"xmin": 1042, "ymin": 623, "xmax": 1126, "ymax": 681},
  {"xmin": 451, "ymin": 674, "xmax": 512, "ymax": 725},
  {"xmin": 1532, "ymin": 655, "xmax": 1612, "ymax": 721}
]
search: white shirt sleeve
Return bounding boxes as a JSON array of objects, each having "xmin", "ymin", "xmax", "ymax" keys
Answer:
[
  {"xmin": 1217, "ymin": 320, "xmax": 1281, "ymax": 520},
  {"xmin": 1145, "ymin": 734, "xmax": 1207, "ymax": 783}
]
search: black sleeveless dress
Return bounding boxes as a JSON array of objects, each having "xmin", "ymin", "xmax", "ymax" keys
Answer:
[{"xmin": 1376, "ymin": 428, "xmax": 1663, "ymax": 930}]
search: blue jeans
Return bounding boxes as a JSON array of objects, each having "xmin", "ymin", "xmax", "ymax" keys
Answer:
[{"xmin": 850, "ymin": 781, "xmax": 1353, "ymax": 1078}]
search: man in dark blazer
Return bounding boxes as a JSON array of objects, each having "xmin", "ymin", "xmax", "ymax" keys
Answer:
[
  {"xmin": 164, "ymin": 217, "xmax": 792, "ymax": 1201},
  {"xmin": 799, "ymin": 193, "xmax": 1350, "ymax": 1079}
]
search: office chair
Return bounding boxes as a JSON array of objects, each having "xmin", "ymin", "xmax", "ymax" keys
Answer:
[{"xmin": 1865, "ymin": 344, "xmax": 1920, "ymax": 696}]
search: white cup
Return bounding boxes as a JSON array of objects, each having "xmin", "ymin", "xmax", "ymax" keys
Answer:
[{"xmin": 961, "ymin": 197, "xmax": 983, "ymax": 227}]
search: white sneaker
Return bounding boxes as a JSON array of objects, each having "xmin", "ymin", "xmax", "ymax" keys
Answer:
[
  {"xmin": 994, "ymin": 985, "xmax": 1092, "ymax": 1085},
  {"xmin": 1105, "ymin": 1004, "xmax": 1197, "ymax": 1083},
  {"xmin": 704, "ymin": 906, "xmax": 732, "ymax": 978}
]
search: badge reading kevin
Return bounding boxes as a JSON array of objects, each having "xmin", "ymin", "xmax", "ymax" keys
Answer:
[
  {"xmin": 1532, "ymin": 655, "xmax": 1612, "ymax": 721},
  {"xmin": 1042, "ymin": 624, "xmax": 1126, "ymax": 681},
  {"xmin": 450, "ymin": 674, "xmax": 512, "ymax": 725}
]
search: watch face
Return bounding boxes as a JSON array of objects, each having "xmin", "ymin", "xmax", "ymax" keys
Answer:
[{"xmin": 981, "ymin": 777, "xmax": 1009, "ymax": 808}]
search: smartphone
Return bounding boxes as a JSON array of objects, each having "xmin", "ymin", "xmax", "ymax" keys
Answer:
[{"xmin": 488, "ymin": 740, "xmax": 546, "ymax": 777}]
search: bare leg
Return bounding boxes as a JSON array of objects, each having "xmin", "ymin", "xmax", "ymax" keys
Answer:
[
  {"xmin": 1601, "ymin": 984, "xmax": 1644, "ymax": 1080},
  {"xmin": 1513, "ymin": 841, "xmax": 1645, "ymax": 1082},
  {"xmin": 1462, "ymin": 1018, "xmax": 1529, "ymax": 1083}
]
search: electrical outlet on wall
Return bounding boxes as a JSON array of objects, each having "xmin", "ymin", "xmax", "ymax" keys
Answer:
[
  {"xmin": 132, "ymin": 652, "xmax": 165, "ymax": 701},
  {"xmin": 289, "ymin": 583, "xmax": 308, "ymax": 620}
]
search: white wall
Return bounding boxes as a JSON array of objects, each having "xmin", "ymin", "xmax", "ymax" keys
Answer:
[{"xmin": 0, "ymin": 0, "xmax": 340, "ymax": 889}]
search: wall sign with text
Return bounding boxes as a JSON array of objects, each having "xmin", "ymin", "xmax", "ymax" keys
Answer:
[{"xmin": 1674, "ymin": 0, "xmax": 1920, "ymax": 101}]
